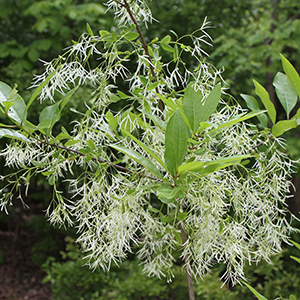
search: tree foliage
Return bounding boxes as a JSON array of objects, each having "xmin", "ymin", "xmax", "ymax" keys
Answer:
[{"xmin": 0, "ymin": 1, "xmax": 300, "ymax": 299}]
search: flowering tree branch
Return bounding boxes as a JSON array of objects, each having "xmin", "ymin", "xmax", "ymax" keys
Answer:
[
  {"xmin": 0, "ymin": 2, "xmax": 299, "ymax": 300},
  {"xmin": 115, "ymin": 0, "xmax": 164, "ymax": 115}
]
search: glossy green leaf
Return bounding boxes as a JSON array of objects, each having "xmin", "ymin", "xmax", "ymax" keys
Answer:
[
  {"xmin": 243, "ymin": 282, "xmax": 268, "ymax": 300},
  {"xmin": 241, "ymin": 94, "xmax": 260, "ymax": 111},
  {"xmin": 0, "ymin": 82, "xmax": 27, "ymax": 124},
  {"xmin": 183, "ymin": 83, "xmax": 203, "ymax": 132},
  {"xmin": 40, "ymin": 103, "xmax": 60, "ymax": 124},
  {"xmin": 280, "ymin": 54, "xmax": 300, "ymax": 98},
  {"xmin": 195, "ymin": 83, "xmax": 221, "ymax": 124},
  {"xmin": 39, "ymin": 89, "xmax": 76, "ymax": 133},
  {"xmin": 140, "ymin": 108, "xmax": 166, "ymax": 129},
  {"xmin": 272, "ymin": 120, "xmax": 297, "ymax": 137},
  {"xmin": 110, "ymin": 144, "xmax": 163, "ymax": 179},
  {"xmin": 241, "ymin": 94, "xmax": 268, "ymax": 127},
  {"xmin": 65, "ymin": 140, "xmax": 80, "ymax": 147},
  {"xmin": 161, "ymin": 35, "xmax": 171, "ymax": 44},
  {"xmin": 273, "ymin": 72, "xmax": 298, "ymax": 118},
  {"xmin": 178, "ymin": 161, "xmax": 204, "ymax": 174},
  {"xmin": 178, "ymin": 155, "xmax": 250, "ymax": 175},
  {"xmin": 161, "ymin": 43, "xmax": 174, "ymax": 52},
  {"xmin": 164, "ymin": 109, "xmax": 190, "ymax": 176},
  {"xmin": 0, "ymin": 128, "xmax": 30, "ymax": 142},
  {"xmin": 254, "ymin": 80, "xmax": 276, "ymax": 124},
  {"xmin": 124, "ymin": 31, "xmax": 139, "ymax": 41},
  {"xmin": 36, "ymin": 119, "xmax": 51, "ymax": 130},
  {"xmin": 208, "ymin": 111, "xmax": 265, "ymax": 135},
  {"xmin": 48, "ymin": 174, "xmax": 56, "ymax": 186}
]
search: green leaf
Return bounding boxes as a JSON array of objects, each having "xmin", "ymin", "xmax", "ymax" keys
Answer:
[
  {"xmin": 110, "ymin": 144, "xmax": 163, "ymax": 179},
  {"xmin": 177, "ymin": 212, "xmax": 187, "ymax": 221},
  {"xmin": 27, "ymin": 47, "xmax": 39, "ymax": 62},
  {"xmin": 65, "ymin": 140, "xmax": 80, "ymax": 147},
  {"xmin": 157, "ymin": 184, "xmax": 173, "ymax": 198},
  {"xmin": 178, "ymin": 161, "xmax": 204, "ymax": 174},
  {"xmin": 2, "ymin": 101, "xmax": 15, "ymax": 112},
  {"xmin": 254, "ymin": 80, "xmax": 276, "ymax": 124},
  {"xmin": 154, "ymin": 92, "xmax": 177, "ymax": 112},
  {"xmin": 100, "ymin": 30, "xmax": 113, "ymax": 42},
  {"xmin": 241, "ymin": 94, "xmax": 260, "ymax": 111},
  {"xmin": 121, "ymin": 128, "xmax": 167, "ymax": 170},
  {"xmin": 160, "ymin": 215, "xmax": 174, "ymax": 223},
  {"xmin": 243, "ymin": 282, "xmax": 268, "ymax": 300},
  {"xmin": 161, "ymin": 43, "xmax": 174, "ymax": 52},
  {"xmin": 183, "ymin": 83, "xmax": 203, "ymax": 132},
  {"xmin": 164, "ymin": 109, "xmax": 190, "ymax": 176},
  {"xmin": 147, "ymin": 82, "xmax": 159, "ymax": 91},
  {"xmin": 280, "ymin": 54, "xmax": 300, "ymax": 98},
  {"xmin": 272, "ymin": 120, "xmax": 297, "ymax": 137},
  {"xmin": 184, "ymin": 83, "xmax": 221, "ymax": 128},
  {"xmin": 156, "ymin": 184, "xmax": 185, "ymax": 202},
  {"xmin": 0, "ymin": 82, "xmax": 27, "ymax": 124},
  {"xmin": 87, "ymin": 139, "xmax": 96, "ymax": 150},
  {"xmin": 178, "ymin": 155, "xmax": 250, "ymax": 175},
  {"xmin": 39, "ymin": 102, "xmax": 60, "ymax": 135},
  {"xmin": 173, "ymin": 44, "xmax": 179, "ymax": 62},
  {"xmin": 48, "ymin": 174, "xmax": 55, "ymax": 186},
  {"xmin": 86, "ymin": 23, "xmax": 94, "ymax": 36},
  {"xmin": 290, "ymin": 256, "xmax": 300, "ymax": 264},
  {"xmin": 36, "ymin": 119, "xmax": 51, "ymax": 130},
  {"xmin": 124, "ymin": 31, "xmax": 139, "ymax": 41},
  {"xmin": 241, "ymin": 94, "xmax": 268, "ymax": 127},
  {"xmin": 208, "ymin": 111, "xmax": 265, "ymax": 135},
  {"xmin": 140, "ymin": 108, "xmax": 166, "ymax": 129},
  {"xmin": 273, "ymin": 72, "xmax": 298, "ymax": 118},
  {"xmin": 0, "ymin": 128, "xmax": 30, "ymax": 142},
  {"xmin": 106, "ymin": 111, "xmax": 118, "ymax": 133},
  {"xmin": 200, "ymin": 83, "xmax": 221, "ymax": 122},
  {"xmin": 289, "ymin": 295, "xmax": 297, "ymax": 300},
  {"xmin": 161, "ymin": 35, "xmax": 171, "ymax": 44},
  {"xmin": 291, "ymin": 240, "xmax": 300, "ymax": 250},
  {"xmin": 174, "ymin": 231, "xmax": 182, "ymax": 244}
]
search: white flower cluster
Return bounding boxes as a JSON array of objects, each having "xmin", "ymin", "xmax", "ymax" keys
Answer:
[{"xmin": 105, "ymin": 0, "xmax": 154, "ymax": 27}]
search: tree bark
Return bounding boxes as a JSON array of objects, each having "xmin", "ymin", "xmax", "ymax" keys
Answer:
[{"xmin": 180, "ymin": 222, "xmax": 195, "ymax": 300}]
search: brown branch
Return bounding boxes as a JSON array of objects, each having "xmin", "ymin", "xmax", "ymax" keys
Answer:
[
  {"xmin": 180, "ymin": 222, "xmax": 195, "ymax": 300},
  {"xmin": 120, "ymin": 0, "xmax": 164, "ymax": 116},
  {"xmin": 39, "ymin": 140, "xmax": 163, "ymax": 182}
]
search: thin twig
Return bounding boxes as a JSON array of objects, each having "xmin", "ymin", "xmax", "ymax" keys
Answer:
[
  {"xmin": 120, "ymin": 0, "xmax": 164, "ymax": 116},
  {"xmin": 180, "ymin": 222, "xmax": 195, "ymax": 300},
  {"xmin": 39, "ymin": 140, "xmax": 163, "ymax": 182}
]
